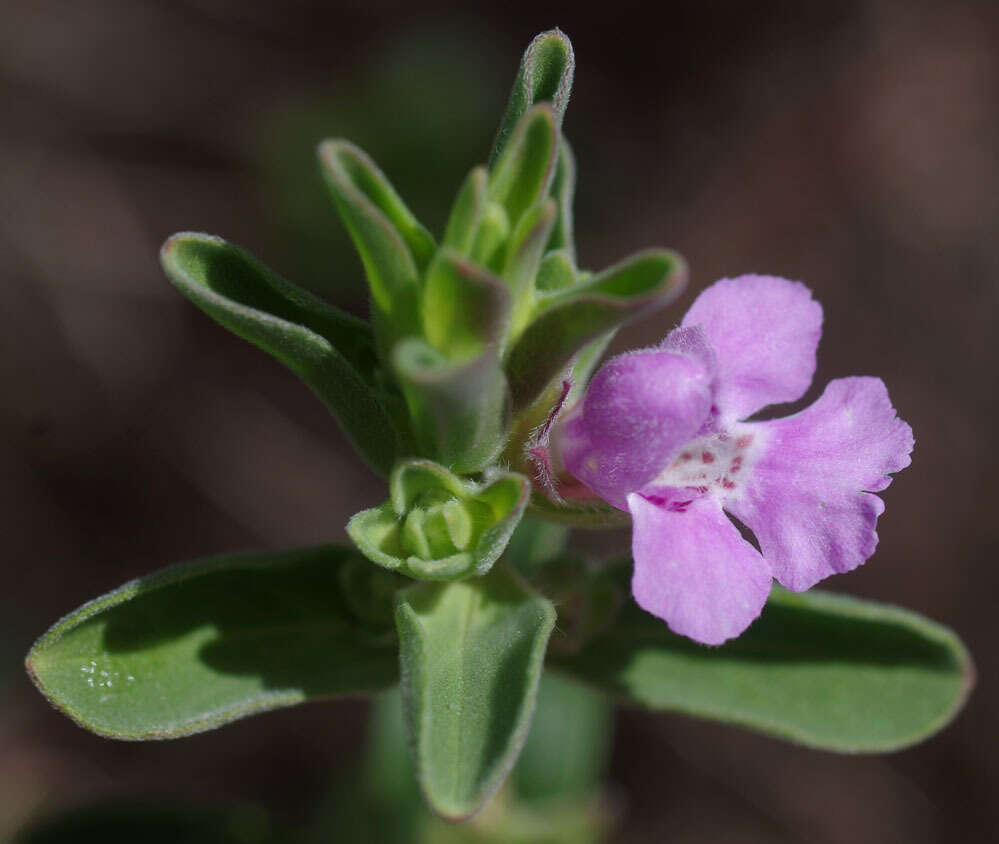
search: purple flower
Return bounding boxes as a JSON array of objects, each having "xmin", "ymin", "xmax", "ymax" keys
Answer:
[{"xmin": 550, "ymin": 275, "xmax": 914, "ymax": 645}]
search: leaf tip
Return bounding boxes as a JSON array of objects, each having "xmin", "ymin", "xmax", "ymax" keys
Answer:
[
  {"xmin": 524, "ymin": 29, "xmax": 575, "ymax": 106},
  {"xmin": 158, "ymin": 230, "xmax": 191, "ymax": 263},
  {"xmin": 316, "ymin": 138, "xmax": 375, "ymax": 181},
  {"xmin": 159, "ymin": 231, "xmax": 224, "ymax": 280},
  {"xmin": 23, "ymin": 647, "xmax": 42, "ymax": 691},
  {"xmin": 316, "ymin": 136, "xmax": 348, "ymax": 161},
  {"xmin": 525, "ymin": 100, "xmax": 558, "ymax": 129}
]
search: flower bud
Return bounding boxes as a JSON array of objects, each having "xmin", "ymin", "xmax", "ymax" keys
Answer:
[{"xmin": 347, "ymin": 460, "xmax": 529, "ymax": 581}]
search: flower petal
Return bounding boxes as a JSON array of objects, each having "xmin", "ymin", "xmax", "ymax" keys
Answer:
[
  {"xmin": 559, "ymin": 350, "xmax": 713, "ymax": 508},
  {"xmin": 628, "ymin": 493, "xmax": 773, "ymax": 645},
  {"xmin": 726, "ymin": 377, "xmax": 914, "ymax": 592},
  {"xmin": 681, "ymin": 275, "xmax": 822, "ymax": 422}
]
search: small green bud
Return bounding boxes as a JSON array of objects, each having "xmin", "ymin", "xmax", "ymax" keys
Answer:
[{"xmin": 347, "ymin": 460, "xmax": 530, "ymax": 581}]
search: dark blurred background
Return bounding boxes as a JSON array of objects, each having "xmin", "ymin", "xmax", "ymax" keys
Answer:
[{"xmin": 2, "ymin": 0, "xmax": 997, "ymax": 840}]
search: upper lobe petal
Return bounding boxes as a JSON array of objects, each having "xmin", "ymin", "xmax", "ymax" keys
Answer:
[
  {"xmin": 726, "ymin": 377, "xmax": 914, "ymax": 592},
  {"xmin": 682, "ymin": 275, "xmax": 823, "ymax": 422},
  {"xmin": 560, "ymin": 350, "xmax": 713, "ymax": 508},
  {"xmin": 628, "ymin": 493, "xmax": 773, "ymax": 645}
]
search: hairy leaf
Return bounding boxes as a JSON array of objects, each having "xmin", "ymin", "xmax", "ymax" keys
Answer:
[
  {"xmin": 161, "ymin": 233, "xmax": 405, "ymax": 475},
  {"xmin": 488, "ymin": 105, "xmax": 558, "ymax": 233},
  {"xmin": 490, "ymin": 29, "xmax": 574, "ymax": 166},
  {"xmin": 26, "ymin": 546, "xmax": 400, "ymax": 740},
  {"xmin": 318, "ymin": 140, "xmax": 432, "ymax": 348},
  {"xmin": 396, "ymin": 568, "xmax": 556, "ymax": 819},
  {"xmin": 554, "ymin": 581, "xmax": 974, "ymax": 752}
]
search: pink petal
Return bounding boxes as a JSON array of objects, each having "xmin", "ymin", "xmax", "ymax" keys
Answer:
[
  {"xmin": 659, "ymin": 323, "xmax": 717, "ymax": 376},
  {"xmin": 628, "ymin": 493, "xmax": 773, "ymax": 645},
  {"xmin": 559, "ymin": 350, "xmax": 713, "ymax": 509},
  {"xmin": 681, "ymin": 275, "xmax": 823, "ymax": 422},
  {"xmin": 726, "ymin": 377, "xmax": 914, "ymax": 592}
]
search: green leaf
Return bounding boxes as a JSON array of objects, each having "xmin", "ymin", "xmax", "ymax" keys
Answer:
[
  {"xmin": 422, "ymin": 250, "xmax": 512, "ymax": 361},
  {"xmin": 318, "ymin": 139, "xmax": 436, "ymax": 270},
  {"xmin": 161, "ymin": 233, "xmax": 405, "ymax": 475},
  {"xmin": 490, "ymin": 29, "xmax": 575, "ymax": 167},
  {"xmin": 488, "ymin": 105, "xmax": 559, "ymax": 233},
  {"xmin": 396, "ymin": 568, "xmax": 556, "ymax": 820},
  {"xmin": 394, "ymin": 338, "xmax": 511, "ymax": 474},
  {"xmin": 553, "ymin": 581, "xmax": 975, "ymax": 752},
  {"xmin": 506, "ymin": 249, "xmax": 687, "ymax": 411},
  {"xmin": 26, "ymin": 545, "xmax": 400, "ymax": 740},
  {"xmin": 318, "ymin": 139, "xmax": 432, "ymax": 348},
  {"xmin": 347, "ymin": 459, "xmax": 529, "ymax": 581}
]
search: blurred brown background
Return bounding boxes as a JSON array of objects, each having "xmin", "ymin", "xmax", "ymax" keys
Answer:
[{"xmin": 2, "ymin": 0, "xmax": 997, "ymax": 840}]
